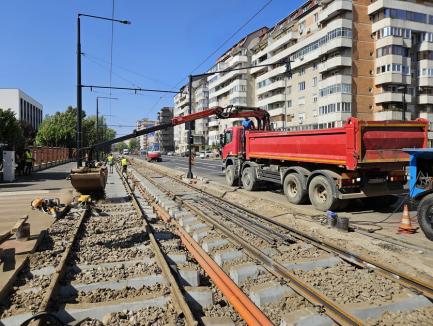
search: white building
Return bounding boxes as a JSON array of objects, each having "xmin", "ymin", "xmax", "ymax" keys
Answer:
[
  {"xmin": 207, "ymin": 27, "xmax": 268, "ymax": 147},
  {"xmin": 173, "ymin": 77, "xmax": 209, "ymax": 153},
  {"xmin": 0, "ymin": 88, "xmax": 43, "ymax": 130},
  {"xmin": 136, "ymin": 118, "xmax": 158, "ymax": 150}
]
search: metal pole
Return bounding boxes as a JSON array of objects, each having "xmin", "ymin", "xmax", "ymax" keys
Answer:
[
  {"xmin": 402, "ymin": 85, "xmax": 407, "ymax": 121},
  {"xmin": 96, "ymin": 97, "xmax": 99, "ymax": 161},
  {"xmin": 187, "ymin": 74, "xmax": 193, "ymax": 179},
  {"xmin": 76, "ymin": 16, "xmax": 82, "ymax": 167}
]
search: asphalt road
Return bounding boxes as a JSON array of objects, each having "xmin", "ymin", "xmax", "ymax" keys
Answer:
[{"xmin": 155, "ymin": 155, "xmax": 225, "ymax": 182}]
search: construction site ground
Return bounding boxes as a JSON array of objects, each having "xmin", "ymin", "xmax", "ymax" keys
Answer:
[{"xmin": 138, "ymin": 156, "xmax": 433, "ymax": 280}]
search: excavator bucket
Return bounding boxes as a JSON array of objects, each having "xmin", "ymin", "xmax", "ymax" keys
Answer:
[{"xmin": 70, "ymin": 167, "xmax": 108, "ymax": 193}]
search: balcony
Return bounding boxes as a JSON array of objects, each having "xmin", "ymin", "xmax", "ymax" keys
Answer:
[
  {"xmin": 420, "ymin": 42, "xmax": 433, "ymax": 52},
  {"xmin": 373, "ymin": 110, "xmax": 411, "ymax": 121},
  {"xmin": 208, "ymin": 119, "xmax": 220, "ymax": 128},
  {"xmin": 229, "ymin": 55, "xmax": 249, "ymax": 67},
  {"xmin": 319, "ymin": 0, "xmax": 352, "ymax": 24},
  {"xmin": 375, "ymin": 92, "xmax": 412, "ymax": 104},
  {"xmin": 317, "ymin": 112, "xmax": 352, "ymax": 124},
  {"xmin": 268, "ymin": 107, "xmax": 286, "ymax": 117},
  {"xmin": 418, "ymin": 77, "xmax": 433, "ymax": 87},
  {"xmin": 208, "ymin": 68, "xmax": 247, "ymax": 89},
  {"xmin": 267, "ymin": 31, "xmax": 298, "ymax": 54},
  {"xmin": 257, "ymin": 93, "xmax": 286, "ymax": 107},
  {"xmin": 319, "ymin": 74, "xmax": 352, "ymax": 89},
  {"xmin": 375, "ymin": 73, "xmax": 411, "ymax": 85},
  {"xmin": 319, "ymin": 56, "xmax": 352, "ymax": 73},
  {"xmin": 256, "ymin": 80, "xmax": 286, "ymax": 95},
  {"xmin": 419, "ymin": 94, "xmax": 433, "ymax": 105}
]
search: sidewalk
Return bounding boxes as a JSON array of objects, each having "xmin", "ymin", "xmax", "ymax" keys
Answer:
[{"xmin": 0, "ymin": 162, "xmax": 75, "ymax": 240}]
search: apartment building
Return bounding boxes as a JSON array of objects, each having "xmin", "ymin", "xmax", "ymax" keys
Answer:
[
  {"xmin": 0, "ymin": 88, "xmax": 43, "ymax": 130},
  {"xmin": 173, "ymin": 0, "xmax": 433, "ymax": 148},
  {"xmin": 368, "ymin": 0, "xmax": 433, "ymax": 144},
  {"xmin": 207, "ymin": 27, "xmax": 268, "ymax": 146},
  {"xmin": 173, "ymin": 77, "xmax": 209, "ymax": 153},
  {"xmin": 136, "ymin": 118, "xmax": 158, "ymax": 150},
  {"xmin": 155, "ymin": 107, "xmax": 175, "ymax": 153},
  {"xmin": 250, "ymin": 0, "xmax": 354, "ymax": 130}
]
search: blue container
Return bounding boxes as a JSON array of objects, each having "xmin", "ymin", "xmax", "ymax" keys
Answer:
[{"xmin": 327, "ymin": 210, "xmax": 337, "ymax": 227}]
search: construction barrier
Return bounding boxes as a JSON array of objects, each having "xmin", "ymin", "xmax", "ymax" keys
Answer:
[{"xmin": 28, "ymin": 146, "xmax": 74, "ymax": 172}]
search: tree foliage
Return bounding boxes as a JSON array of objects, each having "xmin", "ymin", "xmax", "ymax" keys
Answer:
[
  {"xmin": 114, "ymin": 142, "xmax": 128, "ymax": 152},
  {"xmin": 0, "ymin": 108, "xmax": 25, "ymax": 151},
  {"xmin": 128, "ymin": 138, "xmax": 140, "ymax": 151},
  {"xmin": 36, "ymin": 106, "xmax": 116, "ymax": 149}
]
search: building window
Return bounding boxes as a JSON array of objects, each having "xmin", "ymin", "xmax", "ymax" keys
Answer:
[
  {"xmin": 298, "ymin": 81, "xmax": 305, "ymax": 91},
  {"xmin": 312, "ymin": 77, "xmax": 317, "ymax": 87},
  {"xmin": 20, "ymin": 98, "xmax": 23, "ymax": 119},
  {"xmin": 287, "ymin": 100, "xmax": 292, "ymax": 108},
  {"xmin": 299, "ymin": 67, "xmax": 305, "ymax": 76},
  {"xmin": 287, "ymin": 86, "xmax": 292, "ymax": 95},
  {"xmin": 314, "ymin": 13, "xmax": 318, "ymax": 23},
  {"xmin": 313, "ymin": 62, "xmax": 318, "ymax": 70}
]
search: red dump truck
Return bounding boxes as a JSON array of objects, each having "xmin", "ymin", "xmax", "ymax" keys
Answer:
[{"xmin": 222, "ymin": 118, "xmax": 429, "ymax": 211}]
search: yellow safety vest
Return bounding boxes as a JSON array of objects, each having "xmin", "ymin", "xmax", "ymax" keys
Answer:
[
  {"xmin": 107, "ymin": 156, "xmax": 113, "ymax": 163},
  {"xmin": 25, "ymin": 152, "xmax": 33, "ymax": 163},
  {"xmin": 121, "ymin": 158, "xmax": 127, "ymax": 166}
]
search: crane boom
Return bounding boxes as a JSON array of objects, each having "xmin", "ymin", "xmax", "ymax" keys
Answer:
[{"xmin": 86, "ymin": 106, "xmax": 270, "ymax": 151}]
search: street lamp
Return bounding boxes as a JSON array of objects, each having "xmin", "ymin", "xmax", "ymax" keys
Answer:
[
  {"xmin": 96, "ymin": 96, "xmax": 118, "ymax": 161},
  {"xmin": 397, "ymin": 85, "xmax": 407, "ymax": 121},
  {"xmin": 76, "ymin": 13, "xmax": 130, "ymax": 168},
  {"xmin": 185, "ymin": 59, "xmax": 292, "ymax": 178}
]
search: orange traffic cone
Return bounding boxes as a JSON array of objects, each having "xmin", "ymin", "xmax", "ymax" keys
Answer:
[{"xmin": 397, "ymin": 204, "xmax": 417, "ymax": 234}]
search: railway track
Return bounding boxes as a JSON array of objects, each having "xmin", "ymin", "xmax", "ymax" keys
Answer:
[
  {"xmin": 0, "ymin": 168, "xmax": 243, "ymax": 325},
  {"xmin": 130, "ymin": 160, "xmax": 433, "ymax": 326}
]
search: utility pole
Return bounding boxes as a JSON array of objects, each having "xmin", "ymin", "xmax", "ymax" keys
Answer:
[
  {"xmin": 76, "ymin": 16, "xmax": 82, "ymax": 168},
  {"xmin": 187, "ymin": 74, "xmax": 193, "ymax": 179}
]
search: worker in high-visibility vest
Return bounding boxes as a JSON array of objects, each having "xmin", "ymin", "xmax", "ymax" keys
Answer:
[
  {"xmin": 107, "ymin": 153, "xmax": 114, "ymax": 173},
  {"xmin": 24, "ymin": 149, "xmax": 34, "ymax": 176},
  {"xmin": 121, "ymin": 156, "xmax": 128, "ymax": 175}
]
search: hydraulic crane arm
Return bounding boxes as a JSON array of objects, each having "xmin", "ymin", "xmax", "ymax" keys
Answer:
[{"xmin": 87, "ymin": 105, "xmax": 270, "ymax": 151}]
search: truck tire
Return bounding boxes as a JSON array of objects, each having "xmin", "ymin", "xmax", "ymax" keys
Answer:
[
  {"xmin": 283, "ymin": 173, "xmax": 308, "ymax": 204},
  {"xmin": 308, "ymin": 175, "xmax": 340, "ymax": 211},
  {"xmin": 225, "ymin": 165, "xmax": 238, "ymax": 187},
  {"xmin": 242, "ymin": 167, "xmax": 257, "ymax": 191},
  {"xmin": 418, "ymin": 194, "xmax": 433, "ymax": 241}
]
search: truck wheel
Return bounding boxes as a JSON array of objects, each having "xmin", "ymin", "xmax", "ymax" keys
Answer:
[
  {"xmin": 418, "ymin": 194, "xmax": 433, "ymax": 241},
  {"xmin": 242, "ymin": 167, "xmax": 257, "ymax": 191},
  {"xmin": 225, "ymin": 165, "xmax": 238, "ymax": 187},
  {"xmin": 283, "ymin": 173, "xmax": 307, "ymax": 204},
  {"xmin": 308, "ymin": 175, "xmax": 339, "ymax": 211}
]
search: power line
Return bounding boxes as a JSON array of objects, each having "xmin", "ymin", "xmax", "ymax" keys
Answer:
[{"xmin": 171, "ymin": 0, "xmax": 273, "ymax": 90}]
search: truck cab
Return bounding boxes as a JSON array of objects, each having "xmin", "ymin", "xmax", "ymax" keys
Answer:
[{"xmin": 221, "ymin": 126, "xmax": 244, "ymax": 160}]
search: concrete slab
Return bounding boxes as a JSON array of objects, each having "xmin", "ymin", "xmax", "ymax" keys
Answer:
[
  {"xmin": 280, "ymin": 307, "xmax": 332, "ymax": 326},
  {"xmin": 202, "ymin": 317, "xmax": 235, "ymax": 326},
  {"xmin": 192, "ymin": 228, "xmax": 211, "ymax": 242},
  {"xmin": 184, "ymin": 286, "xmax": 214, "ymax": 308},
  {"xmin": 229, "ymin": 262, "xmax": 262, "ymax": 285},
  {"xmin": 59, "ymin": 274, "xmax": 166, "ymax": 296},
  {"xmin": 185, "ymin": 222, "xmax": 208, "ymax": 233},
  {"xmin": 178, "ymin": 267, "xmax": 200, "ymax": 286},
  {"xmin": 283, "ymin": 256, "xmax": 341, "ymax": 271},
  {"xmin": 202, "ymin": 238, "xmax": 229, "ymax": 253},
  {"xmin": 166, "ymin": 253, "xmax": 187, "ymax": 265},
  {"xmin": 213, "ymin": 249, "xmax": 244, "ymax": 266},
  {"xmin": 249, "ymin": 281, "xmax": 293, "ymax": 307}
]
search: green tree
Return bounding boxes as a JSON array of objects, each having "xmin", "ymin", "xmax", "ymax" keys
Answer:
[
  {"xmin": 36, "ymin": 106, "xmax": 80, "ymax": 148},
  {"xmin": 0, "ymin": 108, "xmax": 25, "ymax": 151},
  {"xmin": 35, "ymin": 106, "xmax": 116, "ymax": 149},
  {"xmin": 128, "ymin": 138, "xmax": 140, "ymax": 151},
  {"xmin": 114, "ymin": 142, "xmax": 128, "ymax": 153}
]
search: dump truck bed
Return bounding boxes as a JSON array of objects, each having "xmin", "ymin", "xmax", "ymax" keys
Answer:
[{"xmin": 246, "ymin": 118, "xmax": 428, "ymax": 170}]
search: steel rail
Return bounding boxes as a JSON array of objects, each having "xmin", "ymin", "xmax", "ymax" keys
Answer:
[
  {"xmin": 139, "ymin": 163, "xmax": 433, "ymax": 300},
  {"xmin": 134, "ymin": 167, "xmax": 363, "ymax": 326},
  {"xmin": 117, "ymin": 167, "xmax": 197, "ymax": 326},
  {"xmin": 37, "ymin": 205, "xmax": 90, "ymax": 319},
  {"xmin": 130, "ymin": 172, "xmax": 274, "ymax": 326}
]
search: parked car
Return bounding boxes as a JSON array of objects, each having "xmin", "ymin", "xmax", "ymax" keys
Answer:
[
  {"xmin": 199, "ymin": 152, "xmax": 205, "ymax": 159},
  {"xmin": 205, "ymin": 151, "xmax": 213, "ymax": 158},
  {"xmin": 167, "ymin": 151, "xmax": 174, "ymax": 156}
]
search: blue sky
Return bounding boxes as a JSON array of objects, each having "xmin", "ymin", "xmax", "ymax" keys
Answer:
[{"xmin": 0, "ymin": 0, "xmax": 304, "ymax": 136}]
